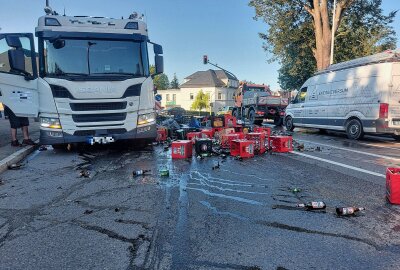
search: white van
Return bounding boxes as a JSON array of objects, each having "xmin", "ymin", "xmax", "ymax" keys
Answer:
[{"xmin": 284, "ymin": 50, "xmax": 400, "ymax": 140}]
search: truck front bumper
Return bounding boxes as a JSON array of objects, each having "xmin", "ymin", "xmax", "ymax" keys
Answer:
[{"xmin": 40, "ymin": 124, "xmax": 157, "ymax": 145}]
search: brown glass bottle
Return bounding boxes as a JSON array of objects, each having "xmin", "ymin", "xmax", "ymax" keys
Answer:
[
  {"xmin": 297, "ymin": 201, "xmax": 326, "ymax": 210},
  {"xmin": 336, "ymin": 207, "xmax": 365, "ymax": 216}
]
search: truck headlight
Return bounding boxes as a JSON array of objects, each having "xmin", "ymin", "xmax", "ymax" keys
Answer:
[
  {"xmin": 137, "ymin": 113, "xmax": 155, "ymax": 126},
  {"xmin": 40, "ymin": 117, "xmax": 62, "ymax": 129}
]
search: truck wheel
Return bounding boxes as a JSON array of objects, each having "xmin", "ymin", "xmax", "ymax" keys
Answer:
[
  {"xmin": 346, "ymin": 119, "xmax": 364, "ymax": 140},
  {"xmin": 274, "ymin": 117, "xmax": 283, "ymax": 126},
  {"xmin": 248, "ymin": 110, "xmax": 255, "ymax": 125},
  {"xmin": 285, "ymin": 116, "xmax": 294, "ymax": 131}
]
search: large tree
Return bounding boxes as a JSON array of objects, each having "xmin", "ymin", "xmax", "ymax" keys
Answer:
[
  {"xmin": 250, "ymin": 0, "xmax": 397, "ymax": 90},
  {"xmin": 170, "ymin": 73, "xmax": 180, "ymax": 89},
  {"xmin": 190, "ymin": 90, "xmax": 210, "ymax": 114}
]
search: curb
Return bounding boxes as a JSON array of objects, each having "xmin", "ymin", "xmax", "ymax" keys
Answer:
[{"xmin": 0, "ymin": 141, "xmax": 39, "ymax": 174}]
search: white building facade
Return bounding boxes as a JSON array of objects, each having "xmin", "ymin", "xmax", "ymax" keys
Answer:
[{"xmin": 158, "ymin": 70, "xmax": 239, "ymax": 113}]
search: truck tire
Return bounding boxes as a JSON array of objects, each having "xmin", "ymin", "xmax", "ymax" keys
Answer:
[
  {"xmin": 274, "ymin": 117, "xmax": 283, "ymax": 126},
  {"xmin": 248, "ymin": 110, "xmax": 255, "ymax": 125},
  {"xmin": 346, "ymin": 118, "xmax": 364, "ymax": 140},
  {"xmin": 285, "ymin": 116, "xmax": 294, "ymax": 131}
]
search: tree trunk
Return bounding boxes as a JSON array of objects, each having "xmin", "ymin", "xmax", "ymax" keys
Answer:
[{"xmin": 305, "ymin": 0, "xmax": 350, "ymax": 71}]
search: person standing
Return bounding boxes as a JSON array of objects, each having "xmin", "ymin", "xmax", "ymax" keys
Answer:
[{"xmin": 4, "ymin": 106, "xmax": 36, "ymax": 147}]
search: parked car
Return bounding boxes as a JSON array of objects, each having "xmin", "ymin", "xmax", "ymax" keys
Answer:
[
  {"xmin": 284, "ymin": 50, "xmax": 400, "ymax": 140},
  {"xmin": 217, "ymin": 106, "xmax": 234, "ymax": 116},
  {"xmin": 161, "ymin": 107, "xmax": 186, "ymax": 118}
]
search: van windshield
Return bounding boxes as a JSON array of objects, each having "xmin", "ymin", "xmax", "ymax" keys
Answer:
[{"xmin": 44, "ymin": 39, "xmax": 148, "ymax": 79}]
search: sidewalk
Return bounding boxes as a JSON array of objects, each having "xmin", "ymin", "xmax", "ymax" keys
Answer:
[{"xmin": 0, "ymin": 116, "xmax": 40, "ymax": 171}]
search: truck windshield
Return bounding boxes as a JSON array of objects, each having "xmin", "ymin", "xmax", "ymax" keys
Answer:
[
  {"xmin": 246, "ymin": 87, "xmax": 268, "ymax": 93},
  {"xmin": 44, "ymin": 39, "xmax": 148, "ymax": 79}
]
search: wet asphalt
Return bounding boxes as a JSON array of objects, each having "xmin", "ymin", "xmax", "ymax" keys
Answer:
[{"xmin": 1, "ymin": 127, "xmax": 400, "ymax": 270}]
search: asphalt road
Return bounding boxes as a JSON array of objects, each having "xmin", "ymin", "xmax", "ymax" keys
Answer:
[{"xmin": 1, "ymin": 127, "xmax": 400, "ymax": 270}]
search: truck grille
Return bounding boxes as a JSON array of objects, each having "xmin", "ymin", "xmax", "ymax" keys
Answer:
[
  {"xmin": 70, "ymin": 102, "xmax": 127, "ymax": 111},
  {"xmin": 74, "ymin": 129, "xmax": 127, "ymax": 136},
  {"xmin": 72, "ymin": 113, "xmax": 127, "ymax": 123}
]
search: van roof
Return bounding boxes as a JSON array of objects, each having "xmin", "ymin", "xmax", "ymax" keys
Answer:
[{"xmin": 316, "ymin": 49, "xmax": 400, "ymax": 75}]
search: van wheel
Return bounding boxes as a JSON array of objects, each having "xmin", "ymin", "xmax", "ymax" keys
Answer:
[
  {"xmin": 285, "ymin": 116, "xmax": 294, "ymax": 131},
  {"xmin": 346, "ymin": 119, "xmax": 364, "ymax": 140}
]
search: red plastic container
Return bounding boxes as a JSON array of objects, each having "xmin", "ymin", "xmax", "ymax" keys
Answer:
[
  {"xmin": 231, "ymin": 140, "xmax": 255, "ymax": 158},
  {"xmin": 270, "ymin": 136, "xmax": 293, "ymax": 153},
  {"xmin": 157, "ymin": 128, "xmax": 168, "ymax": 142},
  {"xmin": 246, "ymin": 132, "xmax": 267, "ymax": 154},
  {"xmin": 224, "ymin": 115, "xmax": 237, "ymax": 128},
  {"xmin": 187, "ymin": 132, "xmax": 202, "ymax": 144},
  {"xmin": 171, "ymin": 140, "xmax": 193, "ymax": 159},
  {"xmin": 221, "ymin": 133, "xmax": 245, "ymax": 149},
  {"xmin": 201, "ymin": 129, "xmax": 214, "ymax": 139},
  {"xmin": 386, "ymin": 168, "xmax": 400, "ymax": 204},
  {"xmin": 253, "ymin": 127, "xmax": 271, "ymax": 139}
]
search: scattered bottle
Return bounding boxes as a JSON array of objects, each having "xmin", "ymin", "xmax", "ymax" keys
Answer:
[
  {"xmin": 212, "ymin": 162, "xmax": 220, "ymax": 170},
  {"xmin": 336, "ymin": 207, "xmax": 365, "ymax": 216},
  {"xmin": 159, "ymin": 168, "xmax": 169, "ymax": 177},
  {"xmin": 133, "ymin": 170, "xmax": 151, "ymax": 176},
  {"xmin": 292, "ymin": 188, "xmax": 301, "ymax": 193},
  {"xmin": 297, "ymin": 201, "xmax": 326, "ymax": 210},
  {"xmin": 79, "ymin": 170, "xmax": 90, "ymax": 178}
]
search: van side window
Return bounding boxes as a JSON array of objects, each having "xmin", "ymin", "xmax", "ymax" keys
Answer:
[
  {"xmin": 299, "ymin": 87, "xmax": 308, "ymax": 103},
  {"xmin": 0, "ymin": 37, "xmax": 34, "ymax": 76}
]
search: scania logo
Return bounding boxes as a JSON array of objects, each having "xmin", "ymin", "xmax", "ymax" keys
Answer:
[{"xmin": 77, "ymin": 86, "xmax": 115, "ymax": 94}]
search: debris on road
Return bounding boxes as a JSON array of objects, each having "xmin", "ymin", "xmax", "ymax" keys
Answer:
[
  {"xmin": 38, "ymin": 145, "xmax": 48, "ymax": 151},
  {"xmin": 79, "ymin": 170, "xmax": 91, "ymax": 178},
  {"xmin": 159, "ymin": 168, "xmax": 169, "ymax": 177},
  {"xmin": 212, "ymin": 162, "xmax": 220, "ymax": 170},
  {"xmin": 0, "ymin": 179, "xmax": 4, "ymax": 186},
  {"xmin": 297, "ymin": 201, "xmax": 326, "ymax": 210},
  {"xmin": 336, "ymin": 207, "xmax": 365, "ymax": 216},
  {"xmin": 291, "ymin": 188, "xmax": 301, "ymax": 193},
  {"xmin": 84, "ymin": 210, "xmax": 94, "ymax": 215},
  {"xmin": 7, "ymin": 163, "xmax": 23, "ymax": 170},
  {"xmin": 133, "ymin": 170, "xmax": 151, "ymax": 176},
  {"xmin": 114, "ymin": 208, "xmax": 120, "ymax": 212}
]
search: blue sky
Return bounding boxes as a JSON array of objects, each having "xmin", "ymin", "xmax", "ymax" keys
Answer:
[{"xmin": 0, "ymin": 0, "xmax": 399, "ymax": 90}]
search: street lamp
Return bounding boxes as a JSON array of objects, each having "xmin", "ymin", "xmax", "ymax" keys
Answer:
[{"xmin": 330, "ymin": 0, "xmax": 337, "ymax": 65}]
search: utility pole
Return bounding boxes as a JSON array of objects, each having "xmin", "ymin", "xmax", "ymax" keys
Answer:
[{"xmin": 330, "ymin": 0, "xmax": 337, "ymax": 65}]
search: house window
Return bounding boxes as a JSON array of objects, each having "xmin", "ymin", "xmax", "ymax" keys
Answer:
[
  {"xmin": 190, "ymin": 93, "xmax": 194, "ymax": 100},
  {"xmin": 166, "ymin": 94, "xmax": 170, "ymax": 101},
  {"xmin": 218, "ymin": 92, "xmax": 222, "ymax": 100}
]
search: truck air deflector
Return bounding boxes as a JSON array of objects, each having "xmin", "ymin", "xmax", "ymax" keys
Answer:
[{"xmin": 36, "ymin": 31, "xmax": 148, "ymax": 41}]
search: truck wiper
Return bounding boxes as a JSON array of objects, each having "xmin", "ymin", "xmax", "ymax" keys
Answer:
[
  {"xmin": 54, "ymin": 72, "xmax": 89, "ymax": 77},
  {"xmin": 92, "ymin": 72, "xmax": 138, "ymax": 76}
]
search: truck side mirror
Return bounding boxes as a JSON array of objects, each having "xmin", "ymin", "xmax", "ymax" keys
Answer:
[
  {"xmin": 153, "ymin": 44, "xmax": 163, "ymax": 55},
  {"xmin": 155, "ymin": 55, "xmax": 164, "ymax": 75},
  {"xmin": 8, "ymin": 49, "xmax": 26, "ymax": 75}
]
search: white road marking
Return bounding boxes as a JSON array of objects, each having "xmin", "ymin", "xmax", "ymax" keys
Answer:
[
  {"xmin": 297, "ymin": 139, "xmax": 400, "ymax": 161},
  {"xmin": 357, "ymin": 142, "xmax": 400, "ymax": 151},
  {"xmin": 291, "ymin": 151, "xmax": 385, "ymax": 178}
]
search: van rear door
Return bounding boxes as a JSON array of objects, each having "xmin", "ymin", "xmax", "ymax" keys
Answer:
[
  {"xmin": 0, "ymin": 33, "xmax": 38, "ymax": 117},
  {"xmin": 390, "ymin": 73, "xmax": 400, "ymax": 126}
]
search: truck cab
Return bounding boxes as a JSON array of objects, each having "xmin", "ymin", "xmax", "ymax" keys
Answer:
[{"xmin": 0, "ymin": 10, "xmax": 164, "ymax": 147}]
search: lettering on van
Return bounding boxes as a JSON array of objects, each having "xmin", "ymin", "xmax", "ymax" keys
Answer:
[{"xmin": 318, "ymin": 88, "xmax": 348, "ymax": 96}]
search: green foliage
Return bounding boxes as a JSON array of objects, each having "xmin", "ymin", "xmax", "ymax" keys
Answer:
[
  {"xmin": 190, "ymin": 90, "xmax": 210, "ymax": 113},
  {"xmin": 150, "ymin": 65, "xmax": 170, "ymax": 90},
  {"xmin": 249, "ymin": 0, "xmax": 397, "ymax": 91},
  {"xmin": 170, "ymin": 73, "xmax": 180, "ymax": 89}
]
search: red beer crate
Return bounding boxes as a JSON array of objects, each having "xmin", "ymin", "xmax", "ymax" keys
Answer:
[
  {"xmin": 187, "ymin": 132, "xmax": 202, "ymax": 144},
  {"xmin": 171, "ymin": 140, "xmax": 193, "ymax": 159},
  {"xmin": 386, "ymin": 168, "xmax": 400, "ymax": 204},
  {"xmin": 224, "ymin": 115, "xmax": 237, "ymax": 128},
  {"xmin": 221, "ymin": 133, "xmax": 245, "ymax": 149},
  {"xmin": 157, "ymin": 127, "xmax": 168, "ymax": 142},
  {"xmin": 253, "ymin": 127, "xmax": 271, "ymax": 139},
  {"xmin": 201, "ymin": 129, "xmax": 214, "ymax": 139},
  {"xmin": 270, "ymin": 136, "xmax": 293, "ymax": 153},
  {"xmin": 231, "ymin": 140, "xmax": 255, "ymax": 158},
  {"xmin": 246, "ymin": 132, "xmax": 267, "ymax": 154}
]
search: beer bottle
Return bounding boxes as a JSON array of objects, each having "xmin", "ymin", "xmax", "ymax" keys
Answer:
[
  {"xmin": 133, "ymin": 170, "xmax": 151, "ymax": 176},
  {"xmin": 336, "ymin": 207, "xmax": 365, "ymax": 216},
  {"xmin": 297, "ymin": 201, "xmax": 326, "ymax": 210}
]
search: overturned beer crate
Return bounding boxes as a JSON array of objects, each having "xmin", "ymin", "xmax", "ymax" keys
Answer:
[
  {"xmin": 221, "ymin": 133, "xmax": 245, "ymax": 149},
  {"xmin": 253, "ymin": 126, "xmax": 271, "ymax": 139},
  {"xmin": 195, "ymin": 139, "xmax": 213, "ymax": 156},
  {"xmin": 187, "ymin": 132, "xmax": 202, "ymax": 144},
  {"xmin": 201, "ymin": 129, "xmax": 214, "ymax": 139},
  {"xmin": 172, "ymin": 140, "xmax": 193, "ymax": 159},
  {"xmin": 386, "ymin": 168, "xmax": 400, "ymax": 204},
  {"xmin": 270, "ymin": 136, "xmax": 293, "ymax": 153},
  {"xmin": 224, "ymin": 115, "xmax": 237, "ymax": 128},
  {"xmin": 246, "ymin": 132, "xmax": 267, "ymax": 154},
  {"xmin": 231, "ymin": 140, "xmax": 255, "ymax": 158}
]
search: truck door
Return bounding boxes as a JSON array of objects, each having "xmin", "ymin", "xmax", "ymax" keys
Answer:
[{"xmin": 0, "ymin": 33, "xmax": 38, "ymax": 117}]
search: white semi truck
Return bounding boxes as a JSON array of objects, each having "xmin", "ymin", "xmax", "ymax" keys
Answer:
[{"xmin": 0, "ymin": 3, "xmax": 164, "ymax": 147}]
